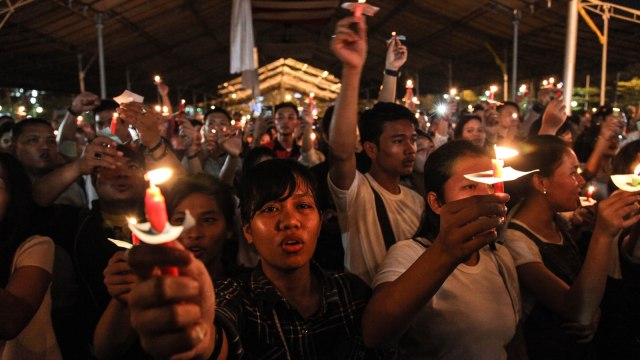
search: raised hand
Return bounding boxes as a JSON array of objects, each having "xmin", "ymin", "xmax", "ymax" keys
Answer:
[
  {"xmin": 117, "ymin": 102, "xmax": 163, "ymax": 148},
  {"xmin": 540, "ymin": 98, "xmax": 567, "ymax": 135},
  {"xmin": 103, "ymin": 251, "xmax": 136, "ymax": 304},
  {"xmin": 128, "ymin": 244, "xmax": 216, "ymax": 359},
  {"xmin": 433, "ymin": 193, "xmax": 510, "ymax": 264},
  {"xmin": 385, "ymin": 38, "xmax": 407, "ymax": 71},
  {"xmin": 218, "ymin": 127, "xmax": 243, "ymax": 157},
  {"xmin": 70, "ymin": 92, "xmax": 100, "ymax": 115},
  {"xmin": 77, "ymin": 136, "xmax": 122, "ymax": 174},
  {"xmin": 156, "ymin": 82, "xmax": 169, "ymax": 97},
  {"xmin": 594, "ymin": 190, "xmax": 640, "ymax": 238},
  {"xmin": 331, "ymin": 16, "xmax": 368, "ymax": 70},
  {"xmin": 180, "ymin": 119, "xmax": 199, "ymax": 154}
]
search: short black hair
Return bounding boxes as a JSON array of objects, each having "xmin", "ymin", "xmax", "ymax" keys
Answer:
[
  {"xmin": 453, "ymin": 114, "xmax": 483, "ymax": 140},
  {"xmin": 242, "ymin": 146, "xmax": 275, "ymax": 177},
  {"xmin": 274, "ymin": 102, "xmax": 300, "ymax": 118},
  {"xmin": 239, "ymin": 159, "xmax": 318, "ymax": 224},
  {"xmin": 0, "ymin": 122, "xmax": 14, "ymax": 136},
  {"xmin": 358, "ymin": 102, "xmax": 417, "ymax": 146},
  {"xmin": 204, "ymin": 108, "xmax": 231, "ymax": 123},
  {"xmin": 497, "ymin": 101, "xmax": 520, "ymax": 114},
  {"xmin": 12, "ymin": 118, "xmax": 52, "ymax": 141}
]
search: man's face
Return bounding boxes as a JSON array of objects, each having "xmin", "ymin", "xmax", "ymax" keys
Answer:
[
  {"xmin": 274, "ymin": 107, "xmax": 299, "ymax": 136},
  {"xmin": 204, "ymin": 113, "xmax": 231, "ymax": 135},
  {"xmin": 367, "ymin": 119, "xmax": 417, "ymax": 176},
  {"xmin": 14, "ymin": 123, "xmax": 57, "ymax": 175},
  {"xmin": 93, "ymin": 158, "xmax": 146, "ymax": 204}
]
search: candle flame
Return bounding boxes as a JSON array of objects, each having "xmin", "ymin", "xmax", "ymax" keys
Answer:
[
  {"xmin": 154, "ymin": 105, "xmax": 162, "ymax": 112},
  {"xmin": 449, "ymin": 88, "xmax": 457, "ymax": 96},
  {"xmin": 311, "ymin": 132, "xmax": 317, "ymax": 141},
  {"xmin": 587, "ymin": 185, "xmax": 595, "ymax": 194},
  {"xmin": 391, "ymin": 31, "xmax": 397, "ymax": 36},
  {"xmin": 154, "ymin": 75, "xmax": 161, "ymax": 83},
  {"xmin": 181, "ymin": 99, "xmax": 186, "ymax": 104},
  {"xmin": 127, "ymin": 217, "xmax": 138, "ymax": 225},
  {"xmin": 634, "ymin": 164, "xmax": 640, "ymax": 176},
  {"xmin": 494, "ymin": 145, "xmax": 518, "ymax": 160},
  {"xmin": 549, "ymin": 77, "xmax": 555, "ymax": 84},
  {"xmin": 358, "ymin": 0, "xmax": 366, "ymax": 3},
  {"xmin": 490, "ymin": 85, "xmax": 498, "ymax": 93},
  {"xmin": 146, "ymin": 168, "xmax": 173, "ymax": 186},
  {"xmin": 112, "ymin": 112, "xmax": 118, "ymax": 118},
  {"xmin": 406, "ymin": 79, "xmax": 413, "ymax": 87},
  {"xmin": 309, "ymin": 92, "xmax": 315, "ymax": 98}
]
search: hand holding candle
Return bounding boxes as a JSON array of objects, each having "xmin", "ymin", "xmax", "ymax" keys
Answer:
[
  {"xmin": 341, "ymin": 0, "xmax": 379, "ymax": 17},
  {"xmin": 110, "ymin": 112, "xmax": 119, "ymax": 135},
  {"xmin": 127, "ymin": 217, "xmax": 140, "ymax": 245},
  {"xmin": 144, "ymin": 168, "xmax": 177, "ymax": 276}
]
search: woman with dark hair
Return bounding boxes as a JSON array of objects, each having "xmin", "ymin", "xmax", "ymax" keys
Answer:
[
  {"xmin": 124, "ymin": 159, "xmax": 385, "ymax": 359},
  {"xmin": 363, "ymin": 141, "xmax": 521, "ymax": 359},
  {"xmin": 504, "ymin": 135, "xmax": 640, "ymax": 359},
  {"xmin": 453, "ymin": 114, "xmax": 486, "ymax": 148},
  {"xmin": 0, "ymin": 153, "xmax": 61, "ymax": 359},
  {"xmin": 167, "ymin": 173, "xmax": 239, "ymax": 279}
]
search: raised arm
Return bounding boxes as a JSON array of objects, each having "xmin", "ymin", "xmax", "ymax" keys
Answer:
[
  {"xmin": 378, "ymin": 37, "xmax": 407, "ymax": 102},
  {"xmin": 328, "ymin": 16, "xmax": 368, "ymax": 190},
  {"xmin": 582, "ymin": 117, "xmax": 619, "ymax": 180},
  {"xmin": 32, "ymin": 136, "xmax": 122, "ymax": 206},
  {"xmin": 538, "ymin": 98, "xmax": 566, "ymax": 136},
  {"xmin": 362, "ymin": 194, "xmax": 509, "ymax": 347},
  {"xmin": 517, "ymin": 190, "xmax": 640, "ymax": 325}
]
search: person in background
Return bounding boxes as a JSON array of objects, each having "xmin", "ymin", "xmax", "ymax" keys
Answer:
[
  {"xmin": 453, "ymin": 114, "xmax": 486, "ymax": 148},
  {"xmin": 0, "ymin": 153, "xmax": 61, "ymax": 360}
]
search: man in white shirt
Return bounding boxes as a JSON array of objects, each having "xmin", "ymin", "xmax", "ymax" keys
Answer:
[{"xmin": 327, "ymin": 15, "xmax": 424, "ymax": 284}]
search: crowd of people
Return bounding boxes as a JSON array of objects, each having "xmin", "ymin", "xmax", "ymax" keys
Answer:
[{"xmin": 1, "ymin": 14, "xmax": 640, "ymax": 360}]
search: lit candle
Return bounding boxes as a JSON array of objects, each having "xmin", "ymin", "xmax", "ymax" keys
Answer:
[
  {"xmin": 154, "ymin": 75, "xmax": 161, "ymax": 84},
  {"xmin": 493, "ymin": 145, "xmax": 519, "ymax": 194},
  {"xmin": 489, "ymin": 85, "xmax": 498, "ymax": 101},
  {"xmin": 145, "ymin": 168, "xmax": 177, "ymax": 276},
  {"xmin": 110, "ymin": 112, "xmax": 118, "ymax": 135},
  {"xmin": 586, "ymin": 186, "xmax": 595, "ymax": 201},
  {"xmin": 354, "ymin": 0, "xmax": 366, "ymax": 17},
  {"xmin": 127, "ymin": 217, "xmax": 140, "ymax": 245},
  {"xmin": 179, "ymin": 99, "xmax": 185, "ymax": 112},
  {"xmin": 632, "ymin": 164, "xmax": 640, "ymax": 186}
]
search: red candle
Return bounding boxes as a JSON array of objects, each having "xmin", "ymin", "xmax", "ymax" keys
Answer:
[
  {"xmin": 179, "ymin": 99, "xmax": 185, "ymax": 112},
  {"xmin": 354, "ymin": 0, "xmax": 365, "ymax": 17},
  {"xmin": 586, "ymin": 186, "xmax": 595, "ymax": 201},
  {"xmin": 110, "ymin": 112, "xmax": 118, "ymax": 135},
  {"xmin": 145, "ymin": 183, "xmax": 168, "ymax": 233},
  {"xmin": 128, "ymin": 217, "xmax": 140, "ymax": 245}
]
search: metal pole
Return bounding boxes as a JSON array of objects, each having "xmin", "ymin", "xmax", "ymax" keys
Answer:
[
  {"xmin": 96, "ymin": 13, "xmax": 107, "ymax": 98},
  {"xmin": 600, "ymin": 6, "xmax": 609, "ymax": 106},
  {"xmin": 448, "ymin": 60, "xmax": 453, "ymax": 90},
  {"xmin": 503, "ymin": 47, "xmax": 508, "ymax": 102},
  {"xmin": 614, "ymin": 71, "xmax": 620, "ymax": 106},
  {"xmin": 415, "ymin": 72, "xmax": 420, "ymax": 97},
  {"xmin": 585, "ymin": 74, "xmax": 590, "ymax": 111},
  {"xmin": 562, "ymin": 0, "xmax": 579, "ymax": 114},
  {"xmin": 511, "ymin": 9, "xmax": 520, "ymax": 102},
  {"xmin": 77, "ymin": 53, "xmax": 85, "ymax": 93}
]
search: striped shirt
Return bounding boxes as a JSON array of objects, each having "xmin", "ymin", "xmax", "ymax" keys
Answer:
[{"xmin": 214, "ymin": 264, "xmax": 386, "ymax": 359}]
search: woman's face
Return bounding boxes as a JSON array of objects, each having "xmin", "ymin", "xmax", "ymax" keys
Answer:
[
  {"xmin": 461, "ymin": 119, "xmax": 486, "ymax": 147},
  {"xmin": 440, "ymin": 155, "xmax": 494, "ymax": 204},
  {"xmin": 243, "ymin": 180, "xmax": 320, "ymax": 274},
  {"xmin": 542, "ymin": 150, "xmax": 585, "ymax": 212},
  {"xmin": 171, "ymin": 193, "xmax": 231, "ymax": 271}
]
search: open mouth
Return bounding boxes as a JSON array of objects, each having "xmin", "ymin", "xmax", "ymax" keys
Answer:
[
  {"xmin": 112, "ymin": 183, "xmax": 131, "ymax": 192},
  {"xmin": 188, "ymin": 246, "xmax": 204, "ymax": 258},
  {"xmin": 281, "ymin": 237, "xmax": 304, "ymax": 253}
]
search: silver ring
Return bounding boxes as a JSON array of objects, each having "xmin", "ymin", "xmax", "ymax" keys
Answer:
[{"xmin": 94, "ymin": 152, "xmax": 102, "ymax": 160}]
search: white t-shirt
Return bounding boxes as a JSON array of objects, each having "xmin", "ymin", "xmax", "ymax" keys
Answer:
[
  {"xmin": 374, "ymin": 240, "xmax": 520, "ymax": 360},
  {"xmin": 0, "ymin": 236, "xmax": 62, "ymax": 360},
  {"xmin": 329, "ymin": 171, "xmax": 424, "ymax": 284}
]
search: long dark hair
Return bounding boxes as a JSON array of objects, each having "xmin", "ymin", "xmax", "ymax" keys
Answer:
[
  {"xmin": 0, "ymin": 153, "xmax": 38, "ymax": 287},
  {"xmin": 418, "ymin": 141, "xmax": 489, "ymax": 240}
]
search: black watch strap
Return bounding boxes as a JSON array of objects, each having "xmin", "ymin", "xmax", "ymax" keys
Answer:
[
  {"xmin": 67, "ymin": 107, "xmax": 80, "ymax": 116},
  {"xmin": 384, "ymin": 68, "xmax": 400, "ymax": 77}
]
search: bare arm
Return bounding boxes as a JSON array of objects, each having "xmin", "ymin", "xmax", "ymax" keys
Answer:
[
  {"xmin": 378, "ymin": 38, "xmax": 407, "ymax": 103},
  {"xmin": 583, "ymin": 120, "xmax": 618, "ymax": 179},
  {"xmin": 32, "ymin": 136, "xmax": 121, "ymax": 206},
  {"xmin": 363, "ymin": 194, "xmax": 509, "ymax": 347},
  {"xmin": 0, "ymin": 266, "xmax": 51, "ymax": 339},
  {"xmin": 328, "ymin": 16, "xmax": 367, "ymax": 190},
  {"xmin": 517, "ymin": 190, "xmax": 640, "ymax": 324},
  {"xmin": 538, "ymin": 99, "xmax": 566, "ymax": 136}
]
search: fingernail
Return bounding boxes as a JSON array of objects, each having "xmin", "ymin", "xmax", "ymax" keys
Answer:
[
  {"xmin": 193, "ymin": 323, "xmax": 206, "ymax": 343},
  {"xmin": 499, "ymin": 216, "xmax": 505, "ymax": 224}
]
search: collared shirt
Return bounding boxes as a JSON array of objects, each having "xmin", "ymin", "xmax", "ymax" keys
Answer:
[{"xmin": 214, "ymin": 264, "xmax": 385, "ymax": 359}]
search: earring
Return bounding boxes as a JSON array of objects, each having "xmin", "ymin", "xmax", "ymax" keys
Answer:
[{"xmin": 542, "ymin": 188, "xmax": 547, "ymax": 194}]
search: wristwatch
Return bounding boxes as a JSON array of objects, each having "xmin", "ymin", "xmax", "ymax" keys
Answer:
[{"xmin": 384, "ymin": 69, "xmax": 401, "ymax": 77}]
